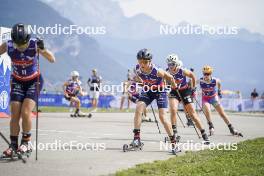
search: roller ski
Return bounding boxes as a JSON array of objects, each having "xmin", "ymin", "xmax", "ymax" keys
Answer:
[
  {"xmin": 70, "ymin": 111, "xmax": 92, "ymax": 118},
  {"xmin": 123, "ymin": 138, "xmax": 144, "ymax": 152},
  {"xmin": 0, "ymin": 145, "xmax": 29, "ymax": 163},
  {"xmin": 70, "ymin": 113, "xmax": 92, "ymax": 118},
  {"xmin": 228, "ymin": 124, "xmax": 243, "ymax": 137}
]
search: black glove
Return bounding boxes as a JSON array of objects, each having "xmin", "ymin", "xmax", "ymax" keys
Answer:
[
  {"xmin": 37, "ymin": 38, "xmax": 45, "ymax": 50},
  {"xmin": 218, "ymin": 89, "xmax": 222, "ymax": 98}
]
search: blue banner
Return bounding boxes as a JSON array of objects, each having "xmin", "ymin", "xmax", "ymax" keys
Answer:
[
  {"xmin": 0, "ymin": 58, "xmax": 11, "ymax": 116},
  {"xmin": 39, "ymin": 93, "xmax": 115, "ymax": 108}
]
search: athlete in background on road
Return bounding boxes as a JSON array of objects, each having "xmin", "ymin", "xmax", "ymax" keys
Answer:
[
  {"xmin": 63, "ymin": 71, "xmax": 91, "ymax": 117},
  {"xmin": 199, "ymin": 65, "xmax": 243, "ymax": 137},
  {"xmin": 166, "ymin": 54, "xmax": 210, "ymax": 144},
  {"xmin": 87, "ymin": 69, "xmax": 102, "ymax": 112}
]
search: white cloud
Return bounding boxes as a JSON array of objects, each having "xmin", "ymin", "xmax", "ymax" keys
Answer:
[{"xmin": 116, "ymin": 0, "xmax": 264, "ymax": 34}]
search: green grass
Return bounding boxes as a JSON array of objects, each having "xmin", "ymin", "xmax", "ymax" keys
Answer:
[{"xmin": 115, "ymin": 138, "xmax": 264, "ymax": 176}]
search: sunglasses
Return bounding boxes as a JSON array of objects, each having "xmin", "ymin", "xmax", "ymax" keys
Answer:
[
  {"xmin": 203, "ymin": 73, "xmax": 211, "ymax": 76},
  {"xmin": 138, "ymin": 60, "xmax": 150, "ymax": 65},
  {"xmin": 14, "ymin": 42, "xmax": 28, "ymax": 49},
  {"xmin": 168, "ymin": 63, "xmax": 177, "ymax": 67}
]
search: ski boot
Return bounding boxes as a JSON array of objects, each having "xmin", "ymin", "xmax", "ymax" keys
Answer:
[
  {"xmin": 186, "ymin": 117, "xmax": 194, "ymax": 127},
  {"xmin": 228, "ymin": 124, "xmax": 243, "ymax": 137},
  {"xmin": 170, "ymin": 135, "xmax": 181, "ymax": 155},
  {"xmin": 17, "ymin": 142, "xmax": 32, "ymax": 158},
  {"xmin": 201, "ymin": 132, "xmax": 210, "ymax": 145},
  {"xmin": 0, "ymin": 145, "xmax": 18, "ymax": 160},
  {"xmin": 165, "ymin": 126, "xmax": 181, "ymax": 143},
  {"xmin": 208, "ymin": 122, "xmax": 215, "ymax": 136}
]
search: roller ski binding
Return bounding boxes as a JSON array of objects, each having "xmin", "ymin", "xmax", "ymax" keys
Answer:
[
  {"xmin": 123, "ymin": 138, "xmax": 144, "ymax": 152},
  {"xmin": 228, "ymin": 124, "xmax": 243, "ymax": 137}
]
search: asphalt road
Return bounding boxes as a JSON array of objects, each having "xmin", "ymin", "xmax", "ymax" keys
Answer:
[{"xmin": 0, "ymin": 112, "xmax": 264, "ymax": 176}]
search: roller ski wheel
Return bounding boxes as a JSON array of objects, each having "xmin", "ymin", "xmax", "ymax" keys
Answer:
[
  {"xmin": 123, "ymin": 144, "xmax": 129, "ymax": 152},
  {"xmin": 176, "ymin": 135, "xmax": 181, "ymax": 143},
  {"xmin": 70, "ymin": 114, "xmax": 77, "ymax": 118},
  {"xmin": 164, "ymin": 136, "xmax": 169, "ymax": 143}
]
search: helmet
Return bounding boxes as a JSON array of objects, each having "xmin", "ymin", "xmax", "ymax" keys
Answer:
[
  {"xmin": 137, "ymin": 49, "xmax": 152, "ymax": 60},
  {"xmin": 166, "ymin": 54, "xmax": 179, "ymax": 64},
  {"xmin": 92, "ymin": 69, "xmax": 97, "ymax": 72},
  {"xmin": 166, "ymin": 54, "xmax": 182, "ymax": 67},
  {"xmin": 11, "ymin": 23, "xmax": 30, "ymax": 46},
  {"xmin": 71, "ymin": 71, "xmax": 79, "ymax": 77},
  {"xmin": 202, "ymin": 65, "xmax": 213, "ymax": 74}
]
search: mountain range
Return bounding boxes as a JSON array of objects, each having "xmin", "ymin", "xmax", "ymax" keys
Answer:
[{"xmin": 1, "ymin": 0, "xmax": 263, "ymax": 96}]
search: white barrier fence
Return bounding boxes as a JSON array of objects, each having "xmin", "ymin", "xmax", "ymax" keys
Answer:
[
  {"xmin": 111, "ymin": 95, "xmax": 264, "ymax": 112},
  {"xmin": 221, "ymin": 98, "xmax": 264, "ymax": 112}
]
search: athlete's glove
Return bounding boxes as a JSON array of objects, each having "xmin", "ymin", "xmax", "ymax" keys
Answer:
[
  {"xmin": 218, "ymin": 89, "xmax": 222, "ymax": 98},
  {"xmin": 37, "ymin": 38, "xmax": 45, "ymax": 50}
]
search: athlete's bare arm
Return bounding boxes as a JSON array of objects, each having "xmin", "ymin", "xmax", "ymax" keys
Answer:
[
  {"xmin": 78, "ymin": 86, "xmax": 85, "ymax": 96},
  {"xmin": 157, "ymin": 69, "xmax": 177, "ymax": 88},
  {"xmin": 184, "ymin": 69, "xmax": 196, "ymax": 88},
  {"xmin": 0, "ymin": 42, "xmax": 7, "ymax": 55},
  {"xmin": 38, "ymin": 49, "xmax": 55, "ymax": 63},
  {"xmin": 216, "ymin": 79, "xmax": 222, "ymax": 90},
  {"xmin": 63, "ymin": 82, "xmax": 69, "ymax": 93}
]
